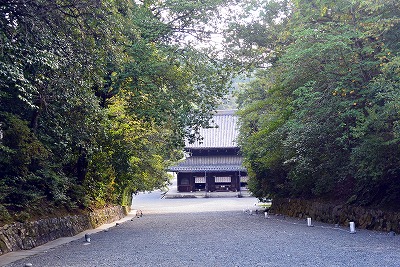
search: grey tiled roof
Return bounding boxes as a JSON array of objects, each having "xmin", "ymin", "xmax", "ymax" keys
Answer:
[
  {"xmin": 186, "ymin": 110, "xmax": 238, "ymax": 149},
  {"xmin": 169, "ymin": 155, "xmax": 246, "ymax": 172}
]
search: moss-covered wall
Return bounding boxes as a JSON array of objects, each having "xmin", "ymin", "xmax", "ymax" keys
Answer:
[
  {"xmin": 271, "ymin": 198, "xmax": 400, "ymax": 233},
  {"xmin": 0, "ymin": 206, "xmax": 128, "ymax": 256}
]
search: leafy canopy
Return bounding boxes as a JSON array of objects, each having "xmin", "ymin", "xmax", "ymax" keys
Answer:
[{"xmin": 231, "ymin": 0, "xmax": 400, "ymax": 208}]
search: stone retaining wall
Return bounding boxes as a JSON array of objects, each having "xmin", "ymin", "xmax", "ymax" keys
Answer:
[
  {"xmin": 270, "ymin": 198, "xmax": 400, "ymax": 233},
  {"xmin": 0, "ymin": 206, "xmax": 128, "ymax": 256}
]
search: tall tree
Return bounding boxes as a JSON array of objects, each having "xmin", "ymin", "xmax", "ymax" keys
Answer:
[
  {"xmin": 1, "ymin": 0, "xmax": 234, "ymax": 223},
  {"xmin": 231, "ymin": 0, "xmax": 400, "ymax": 208}
]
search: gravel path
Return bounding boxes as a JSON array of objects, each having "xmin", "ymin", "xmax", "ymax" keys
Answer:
[{"xmin": 4, "ymin": 192, "xmax": 400, "ymax": 267}]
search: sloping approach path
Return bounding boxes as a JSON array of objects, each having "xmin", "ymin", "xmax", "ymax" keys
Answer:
[{"xmin": 3, "ymin": 191, "xmax": 400, "ymax": 267}]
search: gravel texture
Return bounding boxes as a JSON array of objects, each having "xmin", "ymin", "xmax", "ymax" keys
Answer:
[{"xmin": 4, "ymin": 192, "xmax": 400, "ymax": 267}]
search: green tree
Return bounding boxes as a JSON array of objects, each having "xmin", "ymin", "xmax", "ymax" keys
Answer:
[
  {"xmin": 1, "ymin": 0, "xmax": 235, "ymax": 223},
  {"xmin": 233, "ymin": 0, "xmax": 400, "ymax": 208},
  {"xmin": 0, "ymin": 0, "xmax": 117, "ymax": 215}
]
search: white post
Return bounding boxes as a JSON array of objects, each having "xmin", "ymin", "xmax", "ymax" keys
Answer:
[
  {"xmin": 249, "ymin": 209, "xmax": 253, "ymax": 215},
  {"xmin": 307, "ymin": 217, "xmax": 313, "ymax": 227},
  {"xmin": 349, "ymin": 222, "xmax": 356, "ymax": 233},
  {"xmin": 264, "ymin": 211, "xmax": 269, "ymax": 218},
  {"xmin": 84, "ymin": 233, "xmax": 91, "ymax": 243}
]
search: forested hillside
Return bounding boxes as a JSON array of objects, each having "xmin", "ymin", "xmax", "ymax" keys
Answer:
[
  {"xmin": 228, "ymin": 0, "xmax": 400, "ymax": 209},
  {"xmin": 2, "ymin": 0, "xmax": 399, "ymax": 225},
  {"xmin": 0, "ymin": 0, "xmax": 233, "ymax": 224}
]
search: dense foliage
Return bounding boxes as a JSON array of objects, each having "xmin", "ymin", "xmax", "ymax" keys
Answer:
[
  {"xmin": 0, "ymin": 0, "xmax": 232, "ymax": 223},
  {"xmin": 231, "ymin": 0, "xmax": 400, "ymax": 209}
]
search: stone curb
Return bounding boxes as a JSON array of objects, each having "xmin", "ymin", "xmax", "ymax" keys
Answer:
[{"xmin": 0, "ymin": 211, "xmax": 137, "ymax": 267}]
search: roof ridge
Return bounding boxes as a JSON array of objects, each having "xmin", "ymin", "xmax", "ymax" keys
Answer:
[
  {"xmin": 185, "ymin": 111, "xmax": 239, "ymax": 148},
  {"xmin": 214, "ymin": 109, "xmax": 237, "ymax": 116}
]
